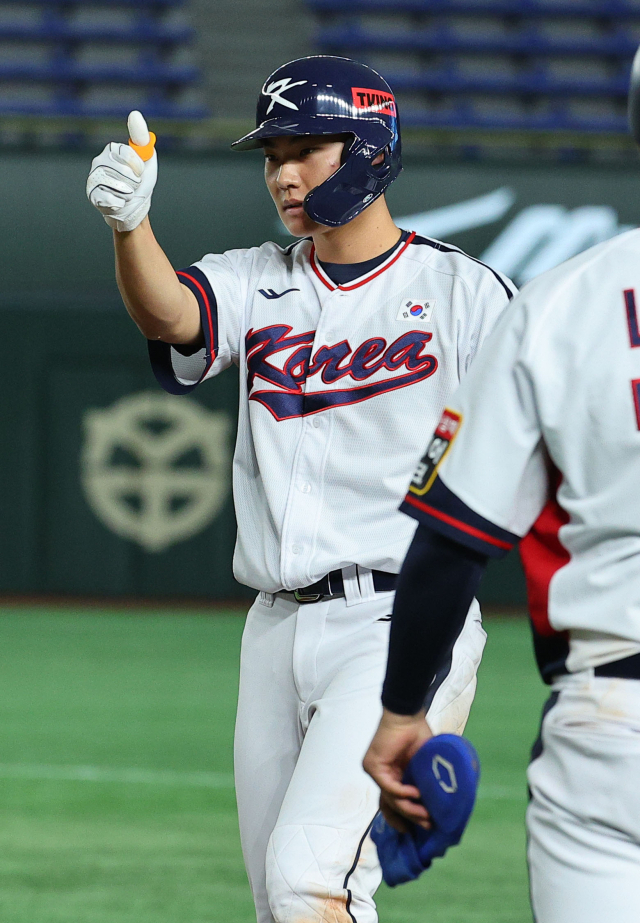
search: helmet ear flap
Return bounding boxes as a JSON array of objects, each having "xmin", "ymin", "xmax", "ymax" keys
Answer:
[{"xmin": 304, "ymin": 130, "xmax": 402, "ymax": 227}]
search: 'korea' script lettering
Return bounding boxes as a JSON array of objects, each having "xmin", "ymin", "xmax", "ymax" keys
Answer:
[{"xmin": 245, "ymin": 325, "xmax": 437, "ymax": 420}]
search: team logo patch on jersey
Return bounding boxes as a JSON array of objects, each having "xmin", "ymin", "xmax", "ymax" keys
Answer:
[
  {"xmin": 397, "ymin": 300, "xmax": 435, "ymax": 324},
  {"xmin": 409, "ymin": 408, "xmax": 462, "ymax": 496},
  {"xmin": 351, "ymin": 87, "xmax": 397, "ymax": 116}
]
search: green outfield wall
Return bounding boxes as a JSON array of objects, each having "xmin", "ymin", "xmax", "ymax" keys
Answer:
[{"xmin": 1, "ymin": 149, "xmax": 638, "ymax": 601}]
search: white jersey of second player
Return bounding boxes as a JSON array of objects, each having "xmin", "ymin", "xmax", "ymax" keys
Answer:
[
  {"xmin": 403, "ymin": 228, "xmax": 640, "ymax": 676},
  {"xmin": 150, "ymin": 231, "xmax": 515, "ymax": 593}
]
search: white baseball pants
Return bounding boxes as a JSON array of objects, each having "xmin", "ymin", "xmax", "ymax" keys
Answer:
[
  {"xmin": 234, "ymin": 585, "xmax": 486, "ymax": 923},
  {"xmin": 527, "ymin": 671, "xmax": 640, "ymax": 923}
]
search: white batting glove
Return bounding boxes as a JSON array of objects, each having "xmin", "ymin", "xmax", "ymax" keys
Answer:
[{"xmin": 86, "ymin": 111, "xmax": 158, "ymax": 232}]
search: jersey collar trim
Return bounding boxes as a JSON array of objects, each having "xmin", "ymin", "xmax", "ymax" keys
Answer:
[{"xmin": 309, "ymin": 231, "xmax": 416, "ymax": 292}]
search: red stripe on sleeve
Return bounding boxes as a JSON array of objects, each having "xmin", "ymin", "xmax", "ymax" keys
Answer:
[
  {"xmin": 176, "ymin": 271, "xmax": 215, "ymax": 365},
  {"xmin": 404, "ymin": 493, "xmax": 514, "ymax": 550}
]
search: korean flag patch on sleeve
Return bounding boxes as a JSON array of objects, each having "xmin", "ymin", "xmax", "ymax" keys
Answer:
[
  {"xmin": 409, "ymin": 408, "xmax": 462, "ymax": 496},
  {"xmin": 397, "ymin": 299, "xmax": 435, "ymax": 323}
]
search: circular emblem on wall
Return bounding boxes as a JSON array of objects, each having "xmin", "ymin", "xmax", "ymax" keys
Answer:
[{"xmin": 81, "ymin": 391, "xmax": 231, "ymax": 553}]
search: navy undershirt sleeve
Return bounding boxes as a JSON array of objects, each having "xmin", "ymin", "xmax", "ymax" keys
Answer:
[
  {"xmin": 172, "ymin": 340, "xmax": 204, "ymax": 357},
  {"xmin": 382, "ymin": 525, "xmax": 489, "ymax": 716}
]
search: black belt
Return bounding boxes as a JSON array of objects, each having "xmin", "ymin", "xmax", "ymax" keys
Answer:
[
  {"xmin": 594, "ymin": 652, "xmax": 640, "ymax": 680},
  {"xmin": 285, "ymin": 569, "xmax": 397, "ymax": 604}
]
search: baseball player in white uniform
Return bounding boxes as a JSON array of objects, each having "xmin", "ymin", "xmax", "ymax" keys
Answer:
[
  {"xmin": 86, "ymin": 55, "xmax": 515, "ymax": 923},
  {"xmin": 363, "ymin": 72, "xmax": 640, "ymax": 918}
]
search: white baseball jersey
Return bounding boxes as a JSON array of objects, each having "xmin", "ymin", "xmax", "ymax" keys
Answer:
[
  {"xmin": 149, "ymin": 230, "xmax": 515, "ymax": 593},
  {"xmin": 402, "ymin": 228, "xmax": 640, "ymax": 678}
]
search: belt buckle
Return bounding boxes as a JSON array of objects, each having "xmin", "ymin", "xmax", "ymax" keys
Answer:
[{"xmin": 293, "ymin": 589, "xmax": 323, "ymax": 603}]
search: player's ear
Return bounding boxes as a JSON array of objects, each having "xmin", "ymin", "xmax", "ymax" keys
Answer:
[{"xmin": 372, "ymin": 143, "xmax": 392, "ymax": 168}]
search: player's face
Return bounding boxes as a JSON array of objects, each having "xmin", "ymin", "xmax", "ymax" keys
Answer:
[{"xmin": 263, "ymin": 135, "xmax": 347, "ymax": 236}]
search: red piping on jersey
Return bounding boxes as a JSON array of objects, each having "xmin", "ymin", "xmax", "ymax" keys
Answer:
[
  {"xmin": 404, "ymin": 494, "xmax": 514, "ymax": 551},
  {"xmin": 519, "ymin": 466, "xmax": 570, "ymax": 638},
  {"xmin": 176, "ymin": 271, "xmax": 215, "ymax": 368},
  {"xmin": 632, "ymin": 378, "xmax": 640, "ymax": 430},
  {"xmin": 310, "ymin": 231, "xmax": 416, "ymax": 292}
]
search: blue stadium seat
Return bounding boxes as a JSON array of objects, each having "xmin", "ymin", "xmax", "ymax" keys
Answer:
[
  {"xmin": 0, "ymin": 62, "xmax": 197, "ymax": 85},
  {"xmin": 400, "ymin": 105, "xmax": 627, "ymax": 133},
  {"xmin": 307, "ymin": 0, "xmax": 640, "ymax": 16},
  {"xmin": 387, "ymin": 69, "xmax": 630, "ymax": 98},
  {"xmin": 0, "ymin": 101, "xmax": 207, "ymax": 118},
  {"xmin": 0, "ymin": 0, "xmax": 205, "ymax": 122},
  {"xmin": 1, "ymin": 0, "xmax": 181, "ymax": 5},
  {"xmin": 317, "ymin": 25, "xmax": 639, "ymax": 59},
  {"xmin": 305, "ymin": 0, "xmax": 638, "ymax": 136},
  {"xmin": 0, "ymin": 21, "xmax": 191, "ymax": 44}
]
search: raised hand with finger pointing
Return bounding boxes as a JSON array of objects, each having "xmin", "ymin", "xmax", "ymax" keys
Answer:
[{"xmin": 86, "ymin": 111, "xmax": 158, "ymax": 232}]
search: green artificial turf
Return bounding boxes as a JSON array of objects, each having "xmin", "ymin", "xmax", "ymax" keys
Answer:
[{"xmin": 0, "ymin": 607, "xmax": 547, "ymax": 923}]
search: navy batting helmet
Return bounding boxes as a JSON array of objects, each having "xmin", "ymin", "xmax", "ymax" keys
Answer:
[{"xmin": 232, "ymin": 55, "xmax": 402, "ymax": 227}]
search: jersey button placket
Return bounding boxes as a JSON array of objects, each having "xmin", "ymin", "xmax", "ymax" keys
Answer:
[
  {"xmin": 282, "ymin": 434, "xmax": 323, "ymax": 582},
  {"xmin": 279, "ymin": 288, "xmax": 340, "ymax": 586},
  {"xmin": 279, "ymin": 328, "xmax": 333, "ymax": 585}
]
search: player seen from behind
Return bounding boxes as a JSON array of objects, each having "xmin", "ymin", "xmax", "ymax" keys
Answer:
[
  {"xmin": 87, "ymin": 55, "xmax": 516, "ymax": 923},
  {"xmin": 364, "ymin": 45, "xmax": 640, "ymax": 923}
]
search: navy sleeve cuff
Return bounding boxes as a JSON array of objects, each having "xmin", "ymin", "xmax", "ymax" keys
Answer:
[
  {"xmin": 147, "ymin": 265, "xmax": 219, "ymax": 396},
  {"xmin": 401, "ymin": 475, "xmax": 518, "ymax": 559}
]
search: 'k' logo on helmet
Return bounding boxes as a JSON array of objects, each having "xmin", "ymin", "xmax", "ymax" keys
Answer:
[{"xmin": 262, "ymin": 77, "xmax": 308, "ymax": 114}]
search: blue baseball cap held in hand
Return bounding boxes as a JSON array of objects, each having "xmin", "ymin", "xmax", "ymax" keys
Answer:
[{"xmin": 371, "ymin": 734, "xmax": 480, "ymax": 887}]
